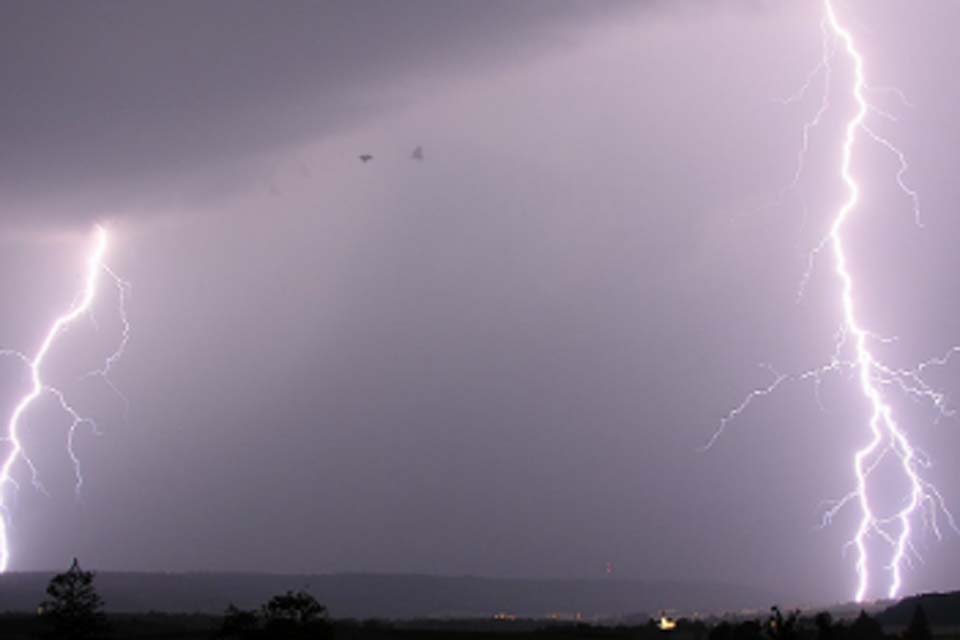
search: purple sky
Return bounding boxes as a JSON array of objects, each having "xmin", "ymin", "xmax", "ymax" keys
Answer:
[{"xmin": 1, "ymin": 0, "xmax": 959, "ymax": 605}]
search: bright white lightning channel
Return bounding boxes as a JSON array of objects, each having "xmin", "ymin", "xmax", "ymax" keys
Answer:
[
  {"xmin": 711, "ymin": 1, "xmax": 960, "ymax": 602},
  {"xmin": 0, "ymin": 225, "xmax": 130, "ymax": 572}
]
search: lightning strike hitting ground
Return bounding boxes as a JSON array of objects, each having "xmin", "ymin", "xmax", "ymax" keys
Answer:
[
  {"xmin": 711, "ymin": 1, "xmax": 959, "ymax": 602},
  {"xmin": 0, "ymin": 225, "xmax": 130, "ymax": 573}
]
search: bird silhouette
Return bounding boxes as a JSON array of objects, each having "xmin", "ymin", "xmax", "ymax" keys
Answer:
[
  {"xmin": 358, "ymin": 154, "xmax": 373, "ymax": 163},
  {"xmin": 411, "ymin": 146, "xmax": 424, "ymax": 161}
]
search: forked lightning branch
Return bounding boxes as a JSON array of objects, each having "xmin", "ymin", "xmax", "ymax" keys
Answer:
[
  {"xmin": 0, "ymin": 226, "xmax": 130, "ymax": 572},
  {"xmin": 711, "ymin": 0, "xmax": 960, "ymax": 602}
]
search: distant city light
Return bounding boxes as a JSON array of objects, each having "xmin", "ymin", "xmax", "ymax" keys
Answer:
[{"xmin": 658, "ymin": 615, "xmax": 677, "ymax": 631}]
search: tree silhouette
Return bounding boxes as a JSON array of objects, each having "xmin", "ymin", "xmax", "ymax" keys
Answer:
[
  {"xmin": 905, "ymin": 604, "xmax": 931, "ymax": 640},
  {"xmin": 218, "ymin": 590, "xmax": 331, "ymax": 639},
  {"xmin": 766, "ymin": 606, "xmax": 799, "ymax": 640},
  {"xmin": 849, "ymin": 610, "xmax": 885, "ymax": 640},
  {"xmin": 39, "ymin": 558, "xmax": 107, "ymax": 639},
  {"xmin": 262, "ymin": 590, "xmax": 331, "ymax": 638},
  {"xmin": 219, "ymin": 603, "xmax": 260, "ymax": 639},
  {"xmin": 814, "ymin": 612, "xmax": 836, "ymax": 640}
]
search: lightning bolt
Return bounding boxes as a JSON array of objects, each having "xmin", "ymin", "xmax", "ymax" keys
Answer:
[
  {"xmin": 0, "ymin": 225, "xmax": 130, "ymax": 572},
  {"xmin": 710, "ymin": 1, "xmax": 959, "ymax": 602}
]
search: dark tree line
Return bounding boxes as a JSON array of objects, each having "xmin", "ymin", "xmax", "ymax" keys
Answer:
[
  {"xmin": 28, "ymin": 558, "xmax": 332, "ymax": 639},
  {"xmin": 708, "ymin": 605, "xmax": 931, "ymax": 640},
  {"xmin": 0, "ymin": 559, "xmax": 939, "ymax": 640},
  {"xmin": 219, "ymin": 590, "xmax": 332, "ymax": 639}
]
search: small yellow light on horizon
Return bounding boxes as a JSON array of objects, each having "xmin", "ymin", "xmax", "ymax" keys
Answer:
[{"xmin": 658, "ymin": 615, "xmax": 677, "ymax": 631}]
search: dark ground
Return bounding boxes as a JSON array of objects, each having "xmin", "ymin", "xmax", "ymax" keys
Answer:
[
  {"xmin": 0, "ymin": 582, "xmax": 956, "ymax": 639},
  {"xmin": 0, "ymin": 615, "xmax": 705, "ymax": 640}
]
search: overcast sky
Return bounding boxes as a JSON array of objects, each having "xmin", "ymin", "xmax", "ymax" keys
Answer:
[{"xmin": 1, "ymin": 0, "xmax": 959, "ymax": 606}]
